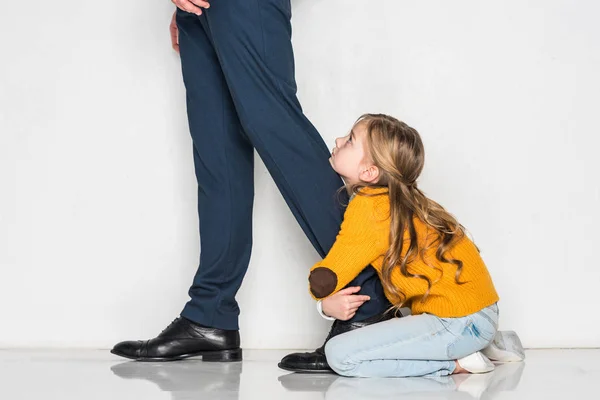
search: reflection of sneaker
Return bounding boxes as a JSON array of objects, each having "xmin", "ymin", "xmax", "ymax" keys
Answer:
[
  {"xmin": 278, "ymin": 372, "xmax": 339, "ymax": 392},
  {"xmin": 455, "ymin": 372, "xmax": 495, "ymax": 399},
  {"xmin": 482, "ymin": 331, "xmax": 526, "ymax": 362},
  {"xmin": 457, "ymin": 360, "xmax": 527, "ymax": 399},
  {"xmin": 457, "ymin": 352, "xmax": 495, "ymax": 374},
  {"xmin": 484, "ymin": 361, "xmax": 526, "ymax": 393}
]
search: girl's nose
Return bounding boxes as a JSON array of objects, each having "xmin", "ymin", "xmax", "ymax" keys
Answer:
[{"xmin": 335, "ymin": 137, "xmax": 343, "ymax": 148}]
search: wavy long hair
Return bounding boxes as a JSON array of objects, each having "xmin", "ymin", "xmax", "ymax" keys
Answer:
[{"xmin": 338, "ymin": 114, "xmax": 467, "ymax": 312}]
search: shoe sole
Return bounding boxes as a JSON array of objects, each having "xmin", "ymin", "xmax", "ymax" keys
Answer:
[
  {"xmin": 110, "ymin": 348, "xmax": 242, "ymax": 362},
  {"xmin": 277, "ymin": 362, "xmax": 334, "ymax": 374}
]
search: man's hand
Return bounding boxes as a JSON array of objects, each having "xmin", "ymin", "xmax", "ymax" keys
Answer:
[
  {"xmin": 170, "ymin": 1, "xmax": 211, "ymax": 52},
  {"xmin": 321, "ymin": 287, "xmax": 371, "ymax": 321},
  {"xmin": 170, "ymin": 11, "xmax": 180, "ymax": 53},
  {"xmin": 172, "ymin": 0, "xmax": 211, "ymax": 16}
]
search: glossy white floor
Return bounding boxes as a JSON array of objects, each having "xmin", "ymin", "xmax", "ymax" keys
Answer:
[{"xmin": 1, "ymin": 349, "xmax": 597, "ymax": 399}]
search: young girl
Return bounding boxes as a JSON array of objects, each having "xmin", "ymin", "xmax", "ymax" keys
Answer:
[{"xmin": 309, "ymin": 113, "xmax": 521, "ymax": 378}]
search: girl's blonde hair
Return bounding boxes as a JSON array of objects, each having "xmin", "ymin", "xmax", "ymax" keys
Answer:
[{"xmin": 339, "ymin": 114, "xmax": 467, "ymax": 313}]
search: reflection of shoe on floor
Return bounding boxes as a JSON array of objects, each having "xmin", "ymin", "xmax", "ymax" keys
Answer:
[
  {"xmin": 482, "ymin": 331, "xmax": 526, "ymax": 362},
  {"xmin": 325, "ymin": 376, "xmax": 457, "ymax": 399},
  {"xmin": 111, "ymin": 360, "xmax": 242, "ymax": 392},
  {"xmin": 278, "ymin": 372, "xmax": 339, "ymax": 392},
  {"xmin": 485, "ymin": 362, "xmax": 526, "ymax": 393},
  {"xmin": 455, "ymin": 373, "xmax": 495, "ymax": 399},
  {"xmin": 455, "ymin": 360, "xmax": 526, "ymax": 400}
]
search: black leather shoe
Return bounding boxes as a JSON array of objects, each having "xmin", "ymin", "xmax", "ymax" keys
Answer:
[
  {"xmin": 111, "ymin": 317, "xmax": 242, "ymax": 362},
  {"xmin": 278, "ymin": 312, "xmax": 396, "ymax": 373}
]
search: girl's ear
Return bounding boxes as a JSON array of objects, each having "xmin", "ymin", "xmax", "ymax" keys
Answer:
[{"xmin": 360, "ymin": 164, "xmax": 380, "ymax": 183}]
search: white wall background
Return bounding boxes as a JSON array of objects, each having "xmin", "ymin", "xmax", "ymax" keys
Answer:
[{"xmin": 1, "ymin": 0, "xmax": 599, "ymax": 349}]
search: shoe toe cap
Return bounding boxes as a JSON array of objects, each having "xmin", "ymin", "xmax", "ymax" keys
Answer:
[
  {"xmin": 279, "ymin": 352, "xmax": 304, "ymax": 366},
  {"xmin": 279, "ymin": 351, "xmax": 330, "ymax": 371},
  {"xmin": 111, "ymin": 340, "xmax": 143, "ymax": 358}
]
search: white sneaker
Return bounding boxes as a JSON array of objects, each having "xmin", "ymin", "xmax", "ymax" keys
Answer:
[
  {"xmin": 481, "ymin": 331, "xmax": 526, "ymax": 362},
  {"xmin": 457, "ymin": 351, "xmax": 495, "ymax": 374}
]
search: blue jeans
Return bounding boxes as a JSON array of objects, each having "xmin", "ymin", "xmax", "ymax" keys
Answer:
[{"xmin": 325, "ymin": 304, "xmax": 499, "ymax": 378}]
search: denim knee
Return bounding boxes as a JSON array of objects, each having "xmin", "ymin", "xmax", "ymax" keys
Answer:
[{"xmin": 324, "ymin": 337, "xmax": 357, "ymax": 376}]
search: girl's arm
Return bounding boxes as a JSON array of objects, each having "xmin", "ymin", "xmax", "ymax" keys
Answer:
[{"xmin": 308, "ymin": 193, "xmax": 386, "ymax": 300}]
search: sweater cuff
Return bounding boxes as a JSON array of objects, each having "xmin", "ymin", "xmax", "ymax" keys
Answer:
[{"xmin": 317, "ymin": 300, "xmax": 336, "ymax": 321}]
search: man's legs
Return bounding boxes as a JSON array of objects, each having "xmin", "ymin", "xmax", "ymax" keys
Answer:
[
  {"xmin": 110, "ymin": 10, "xmax": 250, "ymax": 361},
  {"xmin": 175, "ymin": 5, "xmax": 389, "ymax": 328},
  {"xmin": 176, "ymin": 9, "xmax": 255, "ymax": 331},
  {"xmin": 198, "ymin": 0, "xmax": 391, "ymax": 321},
  {"xmin": 111, "ymin": 1, "xmax": 391, "ymax": 364}
]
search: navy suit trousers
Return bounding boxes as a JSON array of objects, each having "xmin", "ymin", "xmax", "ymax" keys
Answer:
[{"xmin": 176, "ymin": 0, "xmax": 391, "ymax": 330}]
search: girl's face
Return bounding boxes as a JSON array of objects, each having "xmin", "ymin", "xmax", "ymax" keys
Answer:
[{"xmin": 329, "ymin": 122, "xmax": 379, "ymax": 186}]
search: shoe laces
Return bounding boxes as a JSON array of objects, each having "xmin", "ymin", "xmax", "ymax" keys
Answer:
[{"xmin": 160, "ymin": 317, "xmax": 181, "ymax": 335}]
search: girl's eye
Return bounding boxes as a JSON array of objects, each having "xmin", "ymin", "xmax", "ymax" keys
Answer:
[{"xmin": 346, "ymin": 137, "xmax": 352, "ymax": 144}]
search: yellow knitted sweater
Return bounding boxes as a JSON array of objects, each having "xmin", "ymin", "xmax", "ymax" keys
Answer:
[{"xmin": 308, "ymin": 187, "xmax": 499, "ymax": 317}]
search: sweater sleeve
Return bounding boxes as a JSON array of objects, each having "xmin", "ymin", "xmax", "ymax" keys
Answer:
[{"xmin": 308, "ymin": 194, "xmax": 386, "ymax": 300}]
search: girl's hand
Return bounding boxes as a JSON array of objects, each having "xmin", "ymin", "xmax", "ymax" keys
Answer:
[{"xmin": 321, "ymin": 287, "xmax": 371, "ymax": 321}]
